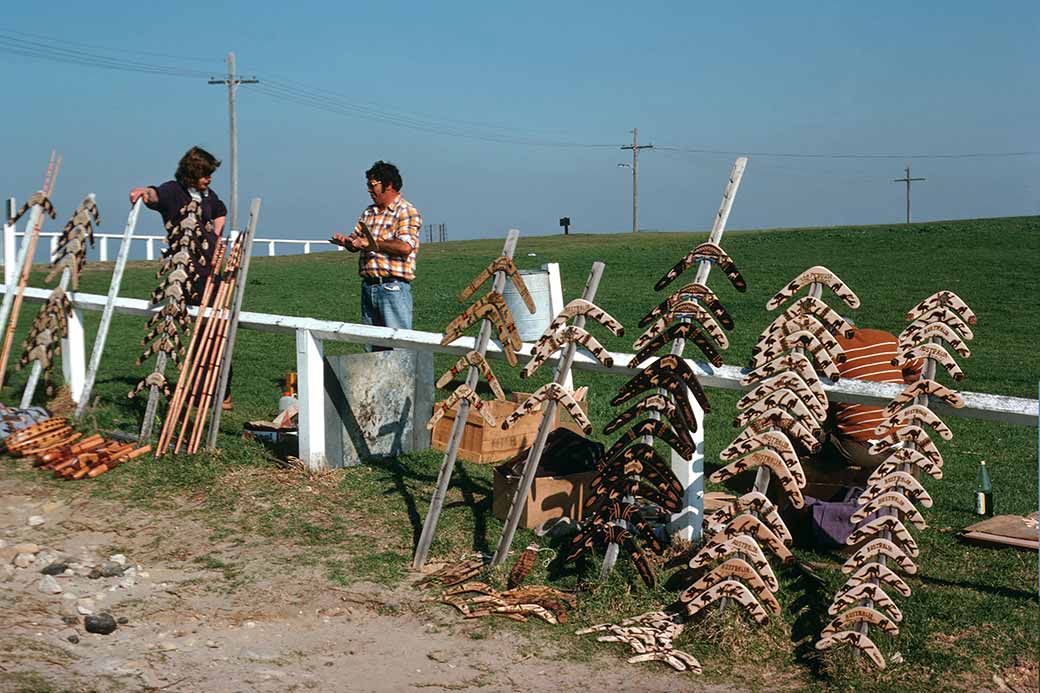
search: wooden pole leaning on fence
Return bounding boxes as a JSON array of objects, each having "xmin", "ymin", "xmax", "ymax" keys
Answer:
[
  {"xmin": 204, "ymin": 197, "xmax": 260, "ymax": 451},
  {"xmin": 491, "ymin": 261, "xmax": 606, "ymax": 568},
  {"xmin": 413, "ymin": 229, "xmax": 521, "ymax": 569},
  {"xmin": 75, "ymin": 200, "xmax": 143, "ymax": 420},
  {"xmin": 0, "ymin": 153, "xmax": 61, "ymax": 388},
  {"xmin": 154, "ymin": 239, "xmax": 228, "ymax": 456}
]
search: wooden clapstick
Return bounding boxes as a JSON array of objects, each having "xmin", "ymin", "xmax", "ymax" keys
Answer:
[
  {"xmin": 688, "ymin": 534, "xmax": 779, "ymax": 593},
  {"xmin": 85, "ymin": 445, "xmax": 152, "ymax": 478},
  {"xmin": 905, "ymin": 290, "xmax": 976, "ymax": 325},
  {"xmin": 875, "ymin": 404, "xmax": 952, "ymax": 441},
  {"xmin": 654, "ymin": 241, "xmax": 747, "ymax": 293},
  {"xmin": 815, "ymin": 630, "xmax": 886, "ymax": 669},
  {"xmin": 766, "ymin": 265, "xmax": 860, "ymax": 310},
  {"xmin": 680, "ymin": 558, "xmax": 779, "ymax": 613}
]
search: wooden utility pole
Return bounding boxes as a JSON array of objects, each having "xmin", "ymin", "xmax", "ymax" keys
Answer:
[
  {"xmin": 209, "ymin": 52, "xmax": 259, "ymax": 232},
  {"xmin": 620, "ymin": 128, "xmax": 654, "ymax": 233},
  {"xmin": 894, "ymin": 166, "xmax": 925, "ymax": 224}
]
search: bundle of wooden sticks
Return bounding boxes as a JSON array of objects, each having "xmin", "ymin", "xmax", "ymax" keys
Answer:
[{"xmin": 4, "ymin": 418, "xmax": 151, "ymax": 479}]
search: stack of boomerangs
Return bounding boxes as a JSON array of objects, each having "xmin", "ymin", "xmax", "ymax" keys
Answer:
[
  {"xmin": 440, "ymin": 581, "xmax": 577, "ymax": 624},
  {"xmin": 16, "ymin": 197, "xmax": 99, "ymax": 394},
  {"xmin": 816, "ymin": 290, "xmax": 974, "ymax": 669},
  {"xmin": 129, "ymin": 199, "xmax": 209, "ymax": 400},
  {"xmin": 679, "ymin": 267, "xmax": 859, "ymax": 628},
  {"xmin": 429, "ymin": 255, "xmax": 536, "ymax": 430},
  {"xmin": 3, "ymin": 417, "xmax": 151, "ymax": 479},
  {"xmin": 576, "ymin": 610, "xmax": 701, "ymax": 673}
]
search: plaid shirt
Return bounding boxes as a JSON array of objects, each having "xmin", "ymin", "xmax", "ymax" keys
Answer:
[{"xmin": 353, "ymin": 194, "xmax": 421, "ymax": 281}]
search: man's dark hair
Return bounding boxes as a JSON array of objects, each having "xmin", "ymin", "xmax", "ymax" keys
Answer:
[
  {"xmin": 175, "ymin": 147, "xmax": 222, "ymax": 188},
  {"xmin": 366, "ymin": 160, "xmax": 402, "ymax": 192}
]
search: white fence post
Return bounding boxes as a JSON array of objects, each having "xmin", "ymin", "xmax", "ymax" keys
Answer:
[
  {"xmin": 304, "ymin": 242, "xmax": 311, "ymax": 254},
  {"xmin": 669, "ymin": 391, "xmax": 705, "ymax": 543},
  {"xmin": 99, "ymin": 237, "xmax": 108, "ymax": 262},
  {"xmin": 268, "ymin": 240, "xmax": 275, "ymax": 256},
  {"xmin": 61, "ymin": 307, "xmax": 86, "ymax": 402},
  {"xmin": 544, "ymin": 262, "xmax": 572, "ymax": 391},
  {"xmin": 146, "ymin": 238, "xmax": 155, "ymax": 261},
  {"xmin": 3, "ymin": 198, "xmax": 15, "ymax": 286},
  {"xmin": 49, "ymin": 234, "xmax": 57, "ymax": 262},
  {"xmin": 296, "ymin": 328, "xmax": 326, "ymax": 471}
]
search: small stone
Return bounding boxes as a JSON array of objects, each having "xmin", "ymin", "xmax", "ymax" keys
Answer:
[
  {"xmin": 160, "ymin": 642, "xmax": 178, "ymax": 652},
  {"xmin": 62, "ymin": 615, "xmax": 79, "ymax": 625},
  {"xmin": 206, "ymin": 640, "xmax": 218, "ymax": 648},
  {"xmin": 41, "ymin": 562, "xmax": 68, "ymax": 576},
  {"xmin": 138, "ymin": 572, "xmax": 149, "ymax": 578},
  {"xmin": 67, "ymin": 633, "xmax": 79, "ymax": 644},
  {"xmin": 84, "ymin": 613, "xmax": 118, "ymax": 635},
  {"xmin": 244, "ymin": 621, "xmax": 256, "ymax": 629},
  {"xmin": 36, "ymin": 551, "xmax": 58, "ymax": 565},
  {"xmin": 0, "ymin": 564, "xmax": 14, "ymax": 582},
  {"xmin": 27, "ymin": 516, "xmax": 45, "ymax": 527},
  {"xmin": 0, "ymin": 539, "xmax": 6, "ymax": 549},
  {"xmin": 60, "ymin": 600, "xmax": 80, "ymax": 620},
  {"xmin": 109, "ymin": 554, "xmax": 127, "ymax": 566},
  {"xmin": 38, "ymin": 575, "xmax": 62, "ymax": 594},
  {"xmin": 118, "ymin": 576, "xmax": 136, "ymax": 590},
  {"xmin": 14, "ymin": 553, "xmax": 35, "ymax": 568},
  {"xmin": 13, "ymin": 543, "xmax": 40, "ymax": 554},
  {"xmin": 99, "ymin": 562, "xmax": 124, "ymax": 578},
  {"xmin": 77, "ymin": 598, "xmax": 96, "ymax": 615},
  {"xmin": 117, "ymin": 616, "xmax": 128, "ymax": 625},
  {"xmin": 891, "ymin": 652, "xmax": 904, "ymax": 664}
]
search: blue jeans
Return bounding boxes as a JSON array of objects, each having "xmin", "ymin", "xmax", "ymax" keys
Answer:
[{"xmin": 361, "ymin": 280, "xmax": 412, "ymax": 352}]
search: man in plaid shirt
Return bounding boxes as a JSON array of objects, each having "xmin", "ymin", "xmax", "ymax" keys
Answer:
[{"xmin": 331, "ymin": 161, "xmax": 422, "ymax": 351}]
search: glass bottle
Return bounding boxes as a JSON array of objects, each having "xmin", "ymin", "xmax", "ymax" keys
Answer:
[{"xmin": 975, "ymin": 460, "xmax": 993, "ymax": 517}]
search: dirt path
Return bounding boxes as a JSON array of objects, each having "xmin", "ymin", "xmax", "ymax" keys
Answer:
[{"xmin": 0, "ymin": 476, "xmax": 741, "ymax": 692}]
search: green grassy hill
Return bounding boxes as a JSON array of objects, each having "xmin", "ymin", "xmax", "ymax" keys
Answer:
[{"xmin": 2, "ymin": 215, "xmax": 1037, "ymax": 690}]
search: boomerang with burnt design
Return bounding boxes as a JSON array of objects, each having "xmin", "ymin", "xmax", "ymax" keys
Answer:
[
  {"xmin": 815, "ymin": 630, "xmax": 886, "ymax": 669},
  {"xmin": 685, "ymin": 579, "xmax": 769, "ymax": 625},
  {"xmin": 822, "ymin": 606, "xmax": 899, "ymax": 638},
  {"xmin": 688, "ymin": 534, "xmax": 780, "ymax": 592},
  {"xmin": 565, "ymin": 524, "xmax": 657, "ymax": 588},
  {"xmin": 604, "ymin": 393, "xmax": 695, "ymax": 436},
  {"xmin": 858, "ymin": 470, "xmax": 933, "ymax": 509},
  {"xmin": 869, "ymin": 424, "xmax": 945, "ymax": 467},
  {"xmin": 765, "ymin": 265, "xmax": 860, "ymax": 310},
  {"xmin": 828, "ymin": 581, "xmax": 903, "ymax": 622},
  {"xmin": 569, "ymin": 501, "xmax": 665, "ymax": 556},
  {"xmin": 586, "ymin": 473, "xmax": 683, "ymax": 515},
  {"xmin": 544, "ymin": 298, "xmax": 624, "ymax": 337},
  {"xmin": 738, "ymin": 372, "xmax": 827, "ymax": 421},
  {"xmin": 709, "ymin": 448, "xmax": 805, "ymax": 507},
  {"xmin": 8, "ymin": 191, "xmax": 57, "ymax": 224},
  {"xmin": 654, "ymin": 241, "xmax": 747, "ymax": 293},
  {"xmin": 636, "ymin": 300, "xmax": 729, "ymax": 350},
  {"xmin": 870, "ymin": 448, "xmax": 943, "ymax": 482},
  {"xmin": 704, "ymin": 491, "xmax": 792, "ymax": 545},
  {"xmin": 750, "ymin": 329, "xmax": 843, "ymax": 380},
  {"xmin": 733, "ymin": 388, "xmax": 823, "ymax": 436},
  {"xmin": 847, "ymin": 515, "xmax": 919, "ymax": 557},
  {"xmin": 875, "ymin": 404, "xmax": 952, "ymax": 441},
  {"xmin": 679, "ymin": 558, "xmax": 780, "ymax": 614},
  {"xmin": 884, "ymin": 379, "xmax": 965, "ymax": 413},
  {"xmin": 904, "ymin": 306, "xmax": 975, "ymax": 341},
  {"xmin": 427, "ymin": 384, "xmax": 496, "ymax": 430},
  {"xmin": 455, "ymin": 255, "xmax": 535, "ymax": 313},
  {"xmin": 641, "ymin": 282, "xmax": 734, "ymax": 330},
  {"xmin": 842, "ymin": 537, "xmax": 918, "ymax": 575},
  {"xmin": 442, "ymin": 292, "xmax": 522, "ymax": 350},
  {"xmin": 436, "ymin": 350, "xmax": 506, "ymax": 400},
  {"xmin": 892, "ymin": 342, "xmax": 965, "ymax": 381},
  {"xmin": 754, "ymin": 313, "xmax": 845, "ymax": 366},
  {"xmin": 851, "ymin": 491, "xmax": 927, "ymax": 528},
  {"xmin": 603, "ymin": 418, "xmax": 695, "ymax": 461},
  {"xmin": 727, "ymin": 408, "xmax": 820, "ymax": 453},
  {"xmin": 711, "ymin": 513, "xmax": 793, "ymax": 563},
  {"xmin": 906, "ymin": 290, "xmax": 976, "ymax": 325},
  {"xmin": 612, "ymin": 354, "xmax": 711, "ymax": 412},
  {"xmin": 898, "ymin": 321, "xmax": 971, "ymax": 358},
  {"xmin": 778, "ymin": 295, "xmax": 855, "ymax": 337},
  {"xmin": 501, "ymin": 382, "xmax": 591, "ymax": 434},
  {"xmin": 522, "ymin": 325, "xmax": 613, "ymax": 378},
  {"xmin": 596, "ymin": 443, "xmax": 684, "ymax": 496},
  {"xmin": 741, "ymin": 352, "xmax": 828, "ymax": 398},
  {"xmin": 840, "ymin": 562, "xmax": 912, "ymax": 599},
  {"xmin": 628, "ymin": 321, "xmax": 723, "ymax": 369}
]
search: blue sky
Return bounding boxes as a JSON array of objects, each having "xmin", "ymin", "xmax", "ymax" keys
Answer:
[{"xmin": 0, "ymin": 1, "xmax": 1036, "ymax": 244}]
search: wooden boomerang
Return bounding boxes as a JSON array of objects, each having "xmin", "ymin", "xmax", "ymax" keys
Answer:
[
  {"xmin": 709, "ymin": 448, "xmax": 806, "ymax": 507},
  {"xmin": 544, "ymin": 298, "xmax": 624, "ymax": 337},
  {"xmin": 898, "ymin": 321, "xmax": 971, "ymax": 358},
  {"xmin": 628, "ymin": 322, "xmax": 723, "ymax": 369},
  {"xmin": 840, "ymin": 561, "xmax": 912, "ymax": 599},
  {"xmin": 779, "ymin": 296, "xmax": 855, "ymax": 337},
  {"xmin": 501, "ymin": 382, "xmax": 591, "ymax": 434},
  {"xmin": 603, "ymin": 393, "xmax": 695, "ymax": 436},
  {"xmin": 712, "ymin": 513, "xmax": 793, "ymax": 563},
  {"xmin": 728, "ymin": 407, "xmax": 820, "ymax": 454},
  {"xmin": 523, "ymin": 325, "xmax": 613, "ymax": 378},
  {"xmin": 604, "ymin": 418, "xmax": 695, "ymax": 461},
  {"xmin": 427, "ymin": 384, "xmax": 496, "ymax": 430},
  {"xmin": 875, "ymin": 404, "xmax": 952, "ymax": 441},
  {"xmin": 815, "ymin": 630, "xmax": 886, "ymax": 669},
  {"xmin": 893, "ymin": 342, "xmax": 965, "ymax": 381},
  {"xmin": 635, "ymin": 302, "xmax": 729, "ymax": 350},
  {"xmin": 654, "ymin": 241, "xmax": 747, "ymax": 293},
  {"xmin": 642, "ymin": 282, "xmax": 734, "ymax": 330},
  {"xmin": 906, "ymin": 290, "xmax": 976, "ymax": 325},
  {"xmin": 842, "ymin": 537, "xmax": 918, "ymax": 575},
  {"xmin": 733, "ymin": 388, "xmax": 823, "ymax": 435},
  {"xmin": 869, "ymin": 425, "xmax": 945, "ymax": 467},
  {"xmin": 870, "ymin": 449, "xmax": 943, "ymax": 482},
  {"xmin": 765, "ymin": 265, "xmax": 860, "ymax": 310},
  {"xmin": 442, "ymin": 292, "xmax": 522, "ymax": 351},
  {"xmin": 828, "ymin": 581, "xmax": 903, "ymax": 622},
  {"xmin": 851, "ymin": 491, "xmax": 927, "ymax": 528},
  {"xmin": 612, "ymin": 354, "xmax": 711, "ymax": 412},
  {"xmin": 846, "ymin": 515, "xmax": 920, "ymax": 557},
  {"xmin": 754, "ymin": 314, "xmax": 846, "ymax": 366},
  {"xmin": 738, "ymin": 372, "xmax": 827, "ymax": 421},
  {"xmin": 680, "ymin": 558, "xmax": 780, "ymax": 613},
  {"xmin": 822, "ymin": 606, "xmax": 899, "ymax": 637},
  {"xmin": 884, "ymin": 379, "xmax": 965, "ymax": 413},
  {"xmin": 705, "ymin": 491, "xmax": 792, "ymax": 545},
  {"xmin": 687, "ymin": 537, "xmax": 778, "ymax": 593},
  {"xmin": 905, "ymin": 306, "xmax": 975, "ymax": 341},
  {"xmin": 741, "ymin": 352, "xmax": 826, "ymax": 398},
  {"xmin": 750, "ymin": 329, "xmax": 843, "ymax": 380},
  {"xmin": 684, "ymin": 579, "xmax": 769, "ymax": 625},
  {"xmin": 858, "ymin": 470, "xmax": 933, "ymax": 509},
  {"xmin": 436, "ymin": 351, "xmax": 506, "ymax": 400},
  {"xmin": 456, "ymin": 255, "xmax": 535, "ymax": 313}
]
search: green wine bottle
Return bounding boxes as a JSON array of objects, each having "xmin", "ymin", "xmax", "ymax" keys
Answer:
[{"xmin": 975, "ymin": 460, "xmax": 993, "ymax": 517}]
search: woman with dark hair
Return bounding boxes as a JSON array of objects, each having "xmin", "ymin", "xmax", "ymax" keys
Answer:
[{"xmin": 129, "ymin": 146, "xmax": 233, "ymax": 409}]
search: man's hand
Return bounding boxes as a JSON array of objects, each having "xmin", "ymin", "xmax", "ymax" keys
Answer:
[
  {"xmin": 330, "ymin": 232, "xmax": 369, "ymax": 252},
  {"xmin": 129, "ymin": 187, "xmax": 156, "ymax": 205}
]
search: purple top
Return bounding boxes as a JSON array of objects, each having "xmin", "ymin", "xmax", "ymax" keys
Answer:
[{"xmin": 147, "ymin": 180, "xmax": 227, "ymax": 300}]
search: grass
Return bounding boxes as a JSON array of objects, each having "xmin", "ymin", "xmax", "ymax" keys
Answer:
[{"xmin": 2, "ymin": 215, "xmax": 1038, "ymax": 690}]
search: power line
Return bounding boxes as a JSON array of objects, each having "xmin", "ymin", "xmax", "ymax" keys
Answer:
[
  {"xmin": 655, "ymin": 145, "xmax": 1037, "ymax": 160},
  {"xmin": 0, "ymin": 32, "xmax": 213, "ymax": 78},
  {"xmin": 0, "ymin": 28, "xmax": 221, "ymax": 64}
]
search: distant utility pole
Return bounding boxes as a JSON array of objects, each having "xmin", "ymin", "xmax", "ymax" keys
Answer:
[
  {"xmin": 209, "ymin": 52, "xmax": 259, "ymax": 232},
  {"xmin": 620, "ymin": 128, "xmax": 654, "ymax": 233},
  {"xmin": 894, "ymin": 165, "xmax": 925, "ymax": 224}
]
